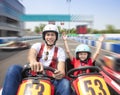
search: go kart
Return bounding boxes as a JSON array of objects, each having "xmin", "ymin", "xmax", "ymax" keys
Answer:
[
  {"xmin": 0, "ymin": 41, "xmax": 30, "ymax": 51},
  {"xmin": 67, "ymin": 66, "xmax": 111, "ymax": 95},
  {"xmin": 97, "ymin": 55, "xmax": 120, "ymax": 95},
  {"xmin": 0, "ymin": 65, "xmax": 56, "ymax": 95},
  {"xmin": 17, "ymin": 65, "xmax": 55, "ymax": 95}
]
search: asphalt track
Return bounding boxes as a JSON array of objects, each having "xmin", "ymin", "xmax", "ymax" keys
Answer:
[{"xmin": 0, "ymin": 38, "xmax": 117, "ymax": 87}]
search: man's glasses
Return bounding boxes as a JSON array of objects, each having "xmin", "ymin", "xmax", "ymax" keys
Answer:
[{"xmin": 44, "ymin": 51, "xmax": 49, "ymax": 61}]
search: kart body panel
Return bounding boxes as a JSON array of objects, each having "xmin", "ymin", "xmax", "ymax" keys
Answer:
[
  {"xmin": 17, "ymin": 78, "xmax": 54, "ymax": 95},
  {"xmin": 97, "ymin": 55, "xmax": 120, "ymax": 94},
  {"xmin": 100, "ymin": 66, "xmax": 120, "ymax": 94},
  {"xmin": 72, "ymin": 74, "xmax": 110, "ymax": 95}
]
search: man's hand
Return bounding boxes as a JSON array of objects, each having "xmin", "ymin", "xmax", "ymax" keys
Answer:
[
  {"xmin": 53, "ymin": 70, "xmax": 64, "ymax": 80},
  {"xmin": 29, "ymin": 61, "xmax": 43, "ymax": 72}
]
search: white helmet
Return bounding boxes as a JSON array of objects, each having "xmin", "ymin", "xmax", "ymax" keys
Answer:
[
  {"xmin": 42, "ymin": 24, "xmax": 59, "ymax": 40},
  {"xmin": 43, "ymin": 24, "xmax": 59, "ymax": 33}
]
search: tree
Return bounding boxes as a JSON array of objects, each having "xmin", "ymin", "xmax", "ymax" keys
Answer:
[
  {"xmin": 34, "ymin": 26, "xmax": 40, "ymax": 34},
  {"xmin": 106, "ymin": 25, "xmax": 115, "ymax": 33},
  {"xmin": 39, "ymin": 24, "xmax": 45, "ymax": 33}
]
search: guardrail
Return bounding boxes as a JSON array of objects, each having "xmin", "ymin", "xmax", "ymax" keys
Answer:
[
  {"xmin": 1, "ymin": 35, "xmax": 120, "ymax": 54},
  {"xmin": 69, "ymin": 36, "xmax": 120, "ymax": 54}
]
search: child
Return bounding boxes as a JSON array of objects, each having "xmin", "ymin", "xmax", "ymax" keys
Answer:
[{"xmin": 62, "ymin": 33, "xmax": 105, "ymax": 75}]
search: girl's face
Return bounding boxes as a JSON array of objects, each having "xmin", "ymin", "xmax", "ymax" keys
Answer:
[{"xmin": 78, "ymin": 52, "xmax": 88, "ymax": 61}]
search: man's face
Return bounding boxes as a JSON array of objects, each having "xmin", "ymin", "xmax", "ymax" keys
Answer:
[{"xmin": 45, "ymin": 32, "xmax": 56, "ymax": 45}]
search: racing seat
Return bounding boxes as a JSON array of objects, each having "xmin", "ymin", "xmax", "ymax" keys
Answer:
[{"xmin": 65, "ymin": 58, "xmax": 74, "ymax": 74}]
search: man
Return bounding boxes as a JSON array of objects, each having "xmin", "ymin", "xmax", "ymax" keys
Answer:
[{"xmin": 2, "ymin": 24, "xmax": 71, "ymax": 95}]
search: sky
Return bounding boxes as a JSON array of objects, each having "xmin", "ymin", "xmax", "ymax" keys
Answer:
[{"xmin": 19, "ymin": 0, "xmax": 120, "ymax": 31}]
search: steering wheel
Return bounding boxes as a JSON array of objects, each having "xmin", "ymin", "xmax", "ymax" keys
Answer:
[
  {"xmin": 67, "ymin": 66, "xmax": 100, "ymax": 78},
  {"xmin": 22, "ymin": 64, "xmax": 56, "ymax": 80}
]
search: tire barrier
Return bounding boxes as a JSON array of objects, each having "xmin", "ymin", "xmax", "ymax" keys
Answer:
[{"xmin": 69, "ymin": 36, "xmax": 120, "ymax": 54}]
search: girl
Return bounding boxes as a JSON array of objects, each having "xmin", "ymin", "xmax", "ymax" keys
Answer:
[{"xmin": 62, "ymin": 34, "xmax": 105, "ymax": 75}]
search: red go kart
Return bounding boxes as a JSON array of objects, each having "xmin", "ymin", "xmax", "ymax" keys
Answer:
[
  {"xmin": 14, "ymin": 66, "xmax": 55, "ymax": 95},
  {"xmin": 17, "ymin": 65, "xmax": 56, "ymax": 95},
  {"xmin": 97, "ymin": 55, "xmax": 120, "ymax": 95},
  {"xmin": 67, "ymin": 66, "xmax": 111, "ymax": 95},
  {"xmin": 0, "ymin": 65, "xmax": 56, "ymax": 95}
]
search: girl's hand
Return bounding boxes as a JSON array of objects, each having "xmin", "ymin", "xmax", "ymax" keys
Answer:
[
  {"xmin": 62, "ymin": 32, "xmax": 67, "ymax": 41},
  {"xmin": 98, "ymin": 34, "xmax": 105, "ymax": 42}
]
